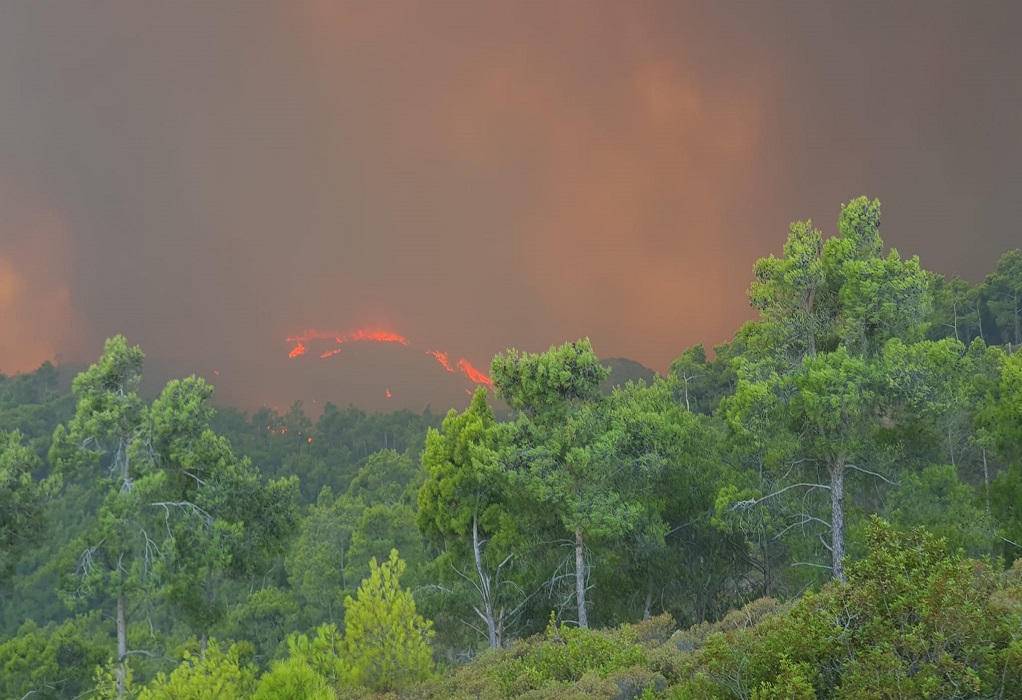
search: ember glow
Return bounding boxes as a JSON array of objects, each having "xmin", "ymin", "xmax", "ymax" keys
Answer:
[{"xmin": 286, "ymin": 326, "xmax": 493, "ymax": 390}]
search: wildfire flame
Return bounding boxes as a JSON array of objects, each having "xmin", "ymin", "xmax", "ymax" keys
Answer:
[
  {"xmin": 457, "ymin": 359, "xmax": 493, "ymax": 387},
  {"xmin": 426, "ymin": 349, "xmax": 455, "ymax": 372},
  {"xmin": 286, "ymin": 326, "xmax": 493, "ymax": 389}
]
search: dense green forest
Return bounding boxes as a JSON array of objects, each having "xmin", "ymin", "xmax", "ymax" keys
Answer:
[{"xmin": 3, "ymin": 197, "xmax": 1022, "ymax": 698}]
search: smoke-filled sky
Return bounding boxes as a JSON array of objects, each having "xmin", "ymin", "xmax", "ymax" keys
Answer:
[{"xmin": 2, "ymin": 1, "xmax": 1021, "ymax": 412}]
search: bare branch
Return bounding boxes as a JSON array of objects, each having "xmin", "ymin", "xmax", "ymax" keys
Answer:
[
  {"xmin": 729, "ymin": 482, "xmax": 830, "ymax": 511},
  {"xmin": 791, "ymin": 561, "xmax": 833, "ymax": 571},
  {"xmin": 845, "ymin": 463, "xmax": 899, "ymax": 486},
  {"xmin": 773, "ymin": 514, "xmax": 831, "ymax": 540}
]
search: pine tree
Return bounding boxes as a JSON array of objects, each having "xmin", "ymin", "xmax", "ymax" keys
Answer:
[{"xmin": 342, "ymin": 549, "xmax": 433, "ymax": 692}]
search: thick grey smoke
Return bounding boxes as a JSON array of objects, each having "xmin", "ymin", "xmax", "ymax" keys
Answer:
[{"xmin": 1, "ymin": 1, "xmax": 1020, "ymax": 411}]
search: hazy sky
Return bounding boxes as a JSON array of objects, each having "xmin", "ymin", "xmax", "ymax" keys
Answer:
[{"xmin": 2, "ymin": 1, "xmax": 1020, "ymax": 411}]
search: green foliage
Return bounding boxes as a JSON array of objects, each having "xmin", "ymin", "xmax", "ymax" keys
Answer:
[
  {"xmin": 889, "ymin": 464, "xmax": 994, "ymax": 556},
  {"xmin": 348, "ymin": 448, "xmax": 420, "ymax": 506},
  {"xmin": 138, "ymin": 640, "xmax": 257, "ymax": 700},
  {"xmin": 492, "ymin": 616, "xmax": 649, "ymax": 695},
  {"xmin": 677, "ymin": 519, "xmax": 1013, "ymax": 699},
  {"xmin": 416, "ymin": 387, "xmax": 520, "ymax": 648},
  {"xmin": 0, "ymin": 612, "xmax": 110, "ymax": 699},
  {"xmin": 253, "ymin": 656, "xmax": 334, "ymax": 700},
  {"xmin": 343, "ymin": 549, "xmax": 434, "ymax": 692},
  {"xmin": 0, "ymin": 429, "xmax": 48, "ymax": 583},
  {"xmin": 491, "ymin": 337, "xmax": 609, "ymax": 421},
  {"xmin": 286, "ymin": 623, "xmax": 347, "ymax": 685},
  {"xmin": 218, "ymin": 586, "xmax": 302, "ymax": 662},
  {"xmin": 287, "ymin": 487, "xmax": 363, "ymax": 625},
  {"xmin": 984, "ymin": 249, "xmax": 1022, "ymax": 345},
  {"xmin": 346, "ymin": 503, "xmax": 424, "ymax": 588}
]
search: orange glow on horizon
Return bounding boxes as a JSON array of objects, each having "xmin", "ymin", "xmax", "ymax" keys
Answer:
[
  {"xmin": 320, "ymin": 348, "xmax": 342, "ymax": 358},
  {"xmin": 385, "ymin": 387, "xmax": 392, "ymax": 398}
]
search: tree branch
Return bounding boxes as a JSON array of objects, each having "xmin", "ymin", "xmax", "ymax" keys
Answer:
[
  {"xmin": 844, "ymin": 462, "xmax": 899, "ymax": 486},
  {"xmin": 729, "ymin": 482, "xmax": 830, "ymax": 511}
]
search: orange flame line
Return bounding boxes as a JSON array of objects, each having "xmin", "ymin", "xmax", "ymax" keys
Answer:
[
  {"xmin": 287, "ymin": 327, "xmax": 409, "ymax": 360},
  {"xmin": 457, "ymin": 358, "xmax": 493, "ymax": 387},
  {"xmin": 426, "ymin": 350, "xmax": 455, "ymax": 372},
  {"xmin": 285, "ymin": 326, "xmax": 493, "ymax": 389}
]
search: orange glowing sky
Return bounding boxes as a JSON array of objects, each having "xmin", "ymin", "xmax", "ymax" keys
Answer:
[{"xmin": 1, "ymin": 2, "xmax": 1021, "ymax": 410}]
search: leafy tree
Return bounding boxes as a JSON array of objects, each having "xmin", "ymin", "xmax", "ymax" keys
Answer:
[
  {"xmin": 721, "ymin": 197, "xmax": 930, "ymax": 583},
  {"xmin": 348, "ymin": 447, "xmax": 420, "ymax": 506},
  {"xmin": 0, "ymin": 612, "xmax": 110, "ymax": 700},
  {"xmin": 137, "ymin": 640, "xmax": 257, "ymax": 700},
  {"xmin": 928, "ymin": 273, "xmax": 984, "ymax": 343},
  {"xmin": 253, "ymin": 657, "xmax": 333, "ymax": 700},
  {"xmin": 345, "ymin": 502, "xmax": 425, "ymax": 592},
  {"xmin": 595, "ymin": 380, "xmax": 732, "ymax": 625},
  {"xmin": 49, "ymin": 336, "xmax": 156, "ymax": 695},
  {"xmin": 888, "ymin": 464, "xmax": 994, "ymax": 556},
  {"xmin": 0, "ymin": 429, "xmax": 48, "ymax": 586},
  {"xmin": 417, "ymin": 387, "xmax": 520, "ymax": 648},
  {"xmin": 724, "ymin": 348, "xmax": 878, "ymax": 582},
  {"xmin": 150, "ymin": 388, "xmax": 298, "ymax": 655},
  {"xmin": 51, "ymin": 339, "xmax": 299, "ymax": 693},
  {"xmin": 217, "ymin": 586, "xmax": 302, "ymax": 663},
  {"xmin": 342, "ymin": 549, "xmax": 434, "ymax": 692},
  {"xmin": 987, "ymin": 351, "xmax": 1022, "ymax": 555},
  {"xmin": 669, "ymin": 344, "xmax": 713, "ymax": 414},
  {"xmin": 284, "ymin": 623, "xmax": 347, "ymax": 685},
  {"xmin": 984, "ymin": 249, "xmax": 1022, "ymax": 346},
  {"xmin": 492, "ymin": 339, "xmax": 630, "ymax": 628},
  {"xmin": 680, "ymin": 519, "xmax": 1013, "ymax": 699},
  {"xmin": 286, "ymin": 486, "xmax": 362, "ymax": 625},
  {"xmin": 748, "ymin": 219, "xmax": 827, "ymax": 360}
]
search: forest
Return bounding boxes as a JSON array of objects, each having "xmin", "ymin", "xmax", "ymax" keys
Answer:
[{"xmin": 2, "ymin": 197, "xmax": 1022, "ymax": 699}]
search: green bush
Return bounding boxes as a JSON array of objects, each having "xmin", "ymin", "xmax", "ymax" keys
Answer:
[{"xmin": 491, "ymin": 616, "xmax": 649, "ymax": 696}]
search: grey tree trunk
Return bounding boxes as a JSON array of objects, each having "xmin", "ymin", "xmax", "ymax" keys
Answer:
[
  {"xmin": 830, "ymin": 457, "xmax": 846, "ymax": 583},
  {"xmin": 575, "ymin": 527, "xmax": 588, "ymax": 628},
  {"xmin": 642, "ymin": 580, "xmax": 653, "ymax": 621},
  {"xmin": 472, "ymin": 513, "xmax": 500, "ymax": 649}
]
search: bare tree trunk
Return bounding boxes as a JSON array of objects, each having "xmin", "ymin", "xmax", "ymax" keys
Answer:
[
  {"xmin": 575, "ymin": 527, "xmax": 588, "ymax": 628},
  {"xmin": 117, "ymin": 591, "xmax": 127, "ymax": 697},
  {"xmin": 830, "ymin": 457, "xmax": 846, "ymax": 583},
  {"xmin": 983, "ymin": 448, "xmax": 991, "ymax": 518},
  {"xmin": 642, "ymin": 579, "xmax": 653, "ymax": 621},
  {"xmin": 472, "ymin": 513, "xmax": 500, "ymax": 649}
]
